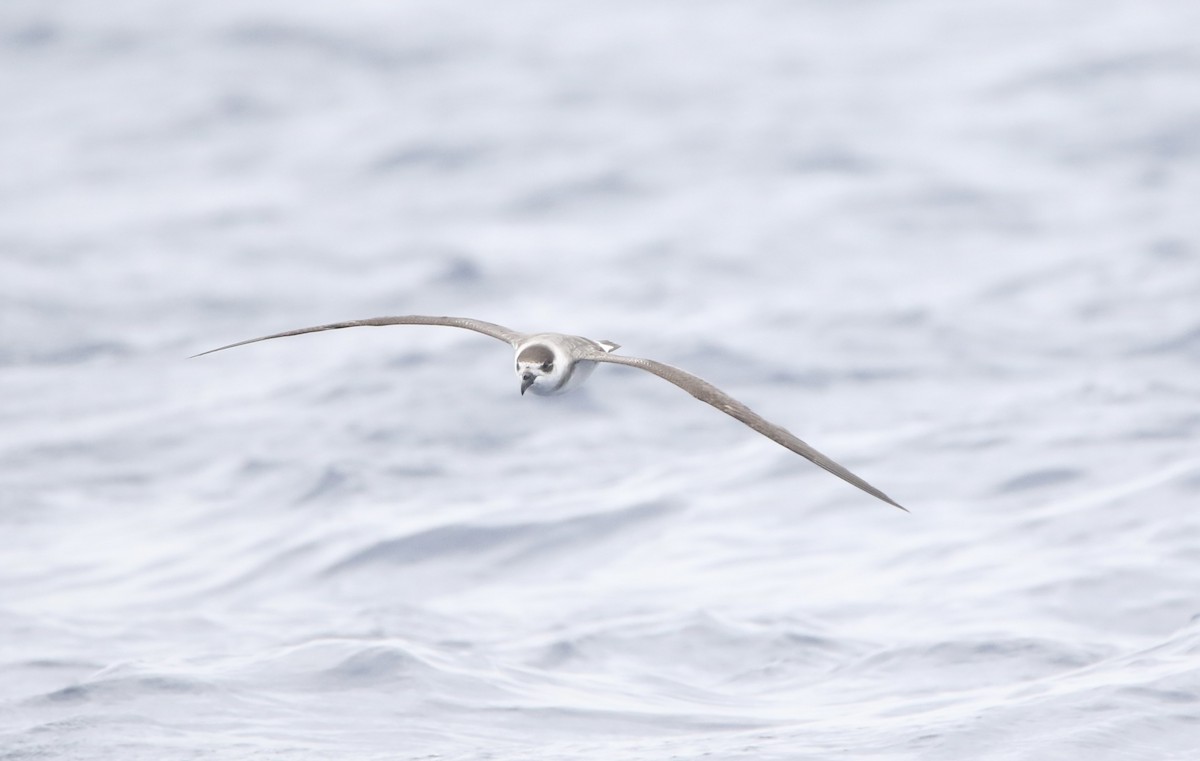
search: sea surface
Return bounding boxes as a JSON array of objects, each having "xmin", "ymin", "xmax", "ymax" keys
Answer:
[{"xmin": 2, "ymin": 1, "xmax": 1199, "ymax": 759}]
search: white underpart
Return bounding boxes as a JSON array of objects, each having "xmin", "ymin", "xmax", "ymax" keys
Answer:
[{"xmin": 514, "ymin": 334, "xmax": 610, "ymax": 396}]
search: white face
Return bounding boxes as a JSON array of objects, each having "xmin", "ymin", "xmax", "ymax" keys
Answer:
[
  {"xmin": 515, "ymin": 342, "xmax": 567, "ymax": 396},
  {"xmin": 517, "ymin": 358, "xmax": 559, "ymax": 396}
]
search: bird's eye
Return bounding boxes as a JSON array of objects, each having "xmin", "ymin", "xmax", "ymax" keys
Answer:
[{"xmin": 542, "ymin": 362, "xmax": 553, "ymax": 372}]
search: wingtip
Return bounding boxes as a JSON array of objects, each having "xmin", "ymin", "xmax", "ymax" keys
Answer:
[{"xmin": 189, "ymin": 340, "xmax": 250, "ymax": 359}]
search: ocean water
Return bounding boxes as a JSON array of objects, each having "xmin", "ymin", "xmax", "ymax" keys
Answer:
[{"xmin": 2, "ymin": 0, "xmax": 1200, "ymax": 758}]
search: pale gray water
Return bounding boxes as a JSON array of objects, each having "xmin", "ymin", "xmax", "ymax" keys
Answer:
[{"xmin": 2, "ymin": 1, "xmax": 1200, "ymax": 759}]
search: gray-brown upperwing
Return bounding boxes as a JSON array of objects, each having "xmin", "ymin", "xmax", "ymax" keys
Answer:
[
  {"xmin": 191, "ymin": 315, "xmax": 526, "ymax": 357},
  {"xmin": 586, "ymin": 351, "xmax": 906, "ymax": 511}
]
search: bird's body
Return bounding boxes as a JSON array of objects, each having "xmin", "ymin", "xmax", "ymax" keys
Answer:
[
  {"xmin": 515, "ymin": 333, "xmax": 618, "ymax": 396},
  {"xmin": 194, "ymin": 315, "xmax": 906, "ymax": 510}
]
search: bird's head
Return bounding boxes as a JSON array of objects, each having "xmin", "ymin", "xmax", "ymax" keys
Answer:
[{"xmin": 515, "ymin": 343, "xmax": 564, "ymax": 396}]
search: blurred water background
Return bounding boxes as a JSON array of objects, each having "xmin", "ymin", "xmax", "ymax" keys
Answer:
[{"xmin": 2, "ymin": 1, "xmax": 1200, "ymax": 758}]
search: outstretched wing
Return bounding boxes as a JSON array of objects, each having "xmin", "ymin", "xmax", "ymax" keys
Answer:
[
  {"xmin": 586, "ymin": 351, "xmax": 906, "ymax": 511},
  {"xmin": 192, "ymin": 316, "xmax": 525, "ymax": 357}
]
